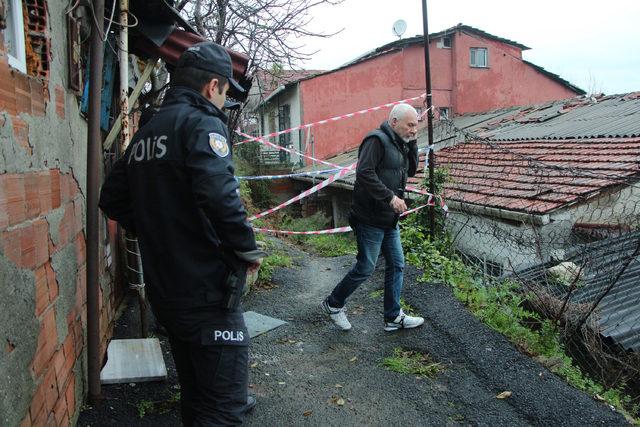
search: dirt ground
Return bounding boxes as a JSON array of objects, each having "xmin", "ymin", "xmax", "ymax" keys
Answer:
[{"xmin": 78, "ymin": 238, "xmax": 628, "ymax": 426}]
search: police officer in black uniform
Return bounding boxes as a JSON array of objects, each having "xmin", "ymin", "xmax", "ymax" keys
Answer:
[{"xmin": 99, "ymin": 42, "xmax": 265, "ymax": 426}]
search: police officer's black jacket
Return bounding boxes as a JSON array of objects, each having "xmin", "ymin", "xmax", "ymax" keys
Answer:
[
  {"xmin": 350, "ymin": 121, "xmax": 418, "ymax": 229},
  {"xmin": 99, "ymin": 86, "xmax": 257, "ymax": 315}
]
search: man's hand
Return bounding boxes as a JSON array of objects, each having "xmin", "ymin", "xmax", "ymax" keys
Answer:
[
  {"xmin": 390, "ymin": 195, "xmax": 407, "ymax": 214},
  {"xmin": 247, "ymin": 258, "xmax": 263, "ymax": 276}
]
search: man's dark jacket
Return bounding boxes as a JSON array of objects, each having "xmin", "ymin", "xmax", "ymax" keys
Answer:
[
  {"xmin": 350, "ymin": 121, "xmax": 418, "ymax": 229},
  {"xmin": 99, "ymin": 87, "xmax": 257, "ymax": 326}
]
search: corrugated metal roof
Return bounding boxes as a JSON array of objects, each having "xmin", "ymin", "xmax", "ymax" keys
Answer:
[
  {"xmin": 481, "ymin": 94, "xmax": 640, "ymax": 140},
  {"xmin": 514, "ymin": 232, "xmax": 640, "ymax": 352}
]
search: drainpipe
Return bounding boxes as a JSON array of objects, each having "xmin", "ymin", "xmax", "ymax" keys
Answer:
[
  {"xmin": 421, "ymin": 0, "xmax": 436, "ymax": 238},
  {"xmin": 87, "ymin": 0, "xmax": 105, "ymax": 404}
]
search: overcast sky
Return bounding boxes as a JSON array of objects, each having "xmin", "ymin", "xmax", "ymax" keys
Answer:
[{"xmin": 300, "ymin": 0, "xmax": 640, "ymax": 95}]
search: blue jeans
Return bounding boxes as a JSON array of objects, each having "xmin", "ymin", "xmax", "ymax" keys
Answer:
[{"xmin": 328, "ymin": 222, "xmax": 405, "ymax": 320}]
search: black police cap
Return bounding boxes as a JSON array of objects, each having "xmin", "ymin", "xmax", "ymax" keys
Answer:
[{"xmin": 177, "ymin": 41, "xmax": 245, "ymax": 94}]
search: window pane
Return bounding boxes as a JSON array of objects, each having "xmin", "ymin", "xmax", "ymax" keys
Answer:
[
  {"xmin": 5, "ymin": 0, "xmax": 17, "ymax": 57},
  {"xmin": 470, "ymin": 49, "xmax": 476, "ymax": 66}
]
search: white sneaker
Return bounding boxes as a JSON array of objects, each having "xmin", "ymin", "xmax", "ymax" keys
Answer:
[
  {"xmin": 384, "ymin": 309, "xmax": 424, "ymax": 332},
  {"xmin": 321, "ymin": 299, "xmax": 352, "ymax": 331}
]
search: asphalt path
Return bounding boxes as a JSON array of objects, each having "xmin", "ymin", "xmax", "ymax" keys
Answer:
[{"xmin": 78, "ymin": 238, "xmax": 628, "ymax": 426}]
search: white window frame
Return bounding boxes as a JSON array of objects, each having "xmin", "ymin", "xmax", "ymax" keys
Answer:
[
  {"xmin": 470, "ymin": 47, "xmax": 488, "ymax": 68},
  {"xmin": 5, "ymin": 0, "xmax": 27, "ymax": 73}
]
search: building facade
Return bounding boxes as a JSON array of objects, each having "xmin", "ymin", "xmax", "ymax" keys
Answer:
[{"xmin": 257, "ymin": 24, "xmax": 585, "ymax": 162}]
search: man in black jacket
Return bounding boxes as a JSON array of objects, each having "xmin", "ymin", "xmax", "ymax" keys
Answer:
[
  {"xmin": 321, "ymin": 104, "xmax": 425, "ymax": 332},
  {"xmin": 100, "ymin": 42, "xmax": 265, "ymax": 425}
]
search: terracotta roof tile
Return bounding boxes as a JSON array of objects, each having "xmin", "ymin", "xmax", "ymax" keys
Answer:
[{"xmin": 427, "ymin": 138, "xmax": 640, "ymax": 214}]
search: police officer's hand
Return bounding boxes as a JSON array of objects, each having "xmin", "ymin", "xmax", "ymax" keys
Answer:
[
  {"xmin": 247, "ymin": 258, "xmax": 263, "ymax": 276},
  {"xmin": 390, "ymin": 195, "xmax": 407, "ymax": 214}
]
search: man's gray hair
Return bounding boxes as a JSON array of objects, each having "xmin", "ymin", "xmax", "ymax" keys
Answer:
[{"xmin": 389, "ymin": 103, "xmax": 418, "ymax": 122}]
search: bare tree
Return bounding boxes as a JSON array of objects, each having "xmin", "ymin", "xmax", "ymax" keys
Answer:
[{"xmin": 176, "ymin": 0, "xmax": 343, "ymax": 73}]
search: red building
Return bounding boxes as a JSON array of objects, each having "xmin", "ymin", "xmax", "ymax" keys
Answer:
[{"xmin": 258, "ymin": 24, "xmax": 585, "ymax": 161}]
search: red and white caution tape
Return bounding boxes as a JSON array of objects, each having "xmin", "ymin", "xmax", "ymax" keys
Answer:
[
  {"xmin": 236, "ymin": 93, "xmax": 427, "ymax": 146},
  {"xmin": 235, "ymin": 130, "xmax": 347, "ymax": 170},
  {"xmin": 253, "ymin": 203, "xmax": 434, "ymax": 235},
  {"xmin": 253, "ymin": 225, "xmax": 353, "ymax": 235},
  {"xmin": 248, "ymin": 162, "xmax": 357, "ymax": 221}
]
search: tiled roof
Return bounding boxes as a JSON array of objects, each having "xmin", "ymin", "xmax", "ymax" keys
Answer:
[
  {"xmin": 297, "ymin": 92, "xmax": 640, "ymax": 216},
  {"xmin": 428, "ymin": 138, "xmax": 640, "ymax": 214},
  {"xmin": 423, "ymin": 92, "xmax": 640, "ymax": 215}
]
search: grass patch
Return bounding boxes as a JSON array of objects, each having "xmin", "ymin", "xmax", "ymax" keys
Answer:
[
  {"xmin": 282, "ymin": 212, "xmax": 357, "ymax": 257},
  {"xmin": 382, "ymin": 347, "xmax": 442, "ymax": 378},
  {"xmin": 134, "ymin": 392, "xmax": 181, "ymax": 418},
  {"xmin": 257, "ymin": 253, "xmax": 292, "ymax": 284}
]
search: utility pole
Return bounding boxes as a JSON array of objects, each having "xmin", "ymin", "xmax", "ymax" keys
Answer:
[{"xmin": 421, "ymin": 0, "xmax": 436, "ymax": 238}]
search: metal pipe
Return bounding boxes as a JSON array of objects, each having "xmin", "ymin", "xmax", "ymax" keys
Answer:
[
  {"xmin": 421, "ymin": 0, "xmax": 436, "ymax": 238},
  {"xmin": 119, "ymin": 0, "xmax": 129, "ymax": 151},
  {"xmin": 87, "ymin": 0, "xmax": 105, "ymax": 404}
]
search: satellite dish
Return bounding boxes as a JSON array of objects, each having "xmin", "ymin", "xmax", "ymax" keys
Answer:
[{"xmin": 392, "ymin": 19, "xmax": 407, "ymax": 39}]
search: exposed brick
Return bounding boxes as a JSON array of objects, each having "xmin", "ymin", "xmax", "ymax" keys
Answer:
[
  {"xmin": 1, "ymin": 227, "xmax": 22, "ymax": 266},
  {"xmin": 33, "ymin": 219, "xmax": 49, "ymax": 267},
  {"xmin": 54, "ymin": 203, "xmax": 74, "ymax": 251},
  {"xmin": 13, "ymin": 117, "xmax": 32, "ymax": 155},
  {"xmin": 31, "ymin": 308, "xmax": 58, "ymax": 377},
  {"xmin": 64, "ymin": 374, "xmax": 76, "ymax": 420},
  {"xmin": 19, "ymin": 414, "xmax": 31, "ymax": 427},
  {"xmin": 20, "ymin": 223, "xmax": 36, "ymax": 269},
  {"xmin": 52, "ymin": 348, "xmax": 65, "ymax": 381},
  {"xmin": 58, "ymin": 345, "xmax": 75, "ymax": 395},
  {"xmin": 30, "ymin": 79, "xmax": 46, "ymax": 117},
  {"xmin": 75, "ymin": 264, "xmax": 86, "ymax": 309},
  {"xmin": 73, "ymin": 321, "xmax": 84, "ymax": 359},
  {"xmin": 14, "ymin": 73, "xmax": 31, "ymax": 115},
  {"xmin": 73, "ymin": 202, "xmax": 83, "ymax": 236},
  {"xmin": 38, "ymin": 171, "xmax": 52, "ymax": 214},
  {"xmin": 67, "ymin": 174, "xmax": 80, "ymax": 202},
  {"xmin": 46, "ymin": 262, "xmax": 58, "ymax": 302},
  {"xmin": 74, "ymin": 235, "xmax": 86, "ymax": 265},
  {"xmin": 55, "ymin": 86, "xmax": 65, "ymax": 119},
  {"xmin": 35, "ymin": 265, "xmax": 49, "ymax": 316},
  {"xmin": 31, "ymin": 403, "xmax": 47, "ymax": 426},
  {"xmin": 50, "ymin": 170, "xmax": 60, "ymax": 210},
  {"xmin": 0, "ymin": 62, "xmax": 17, "ymax": 116},
  {"xmin": 52, "ymin": 393, "xmax": 68, "ymax": 426},
  {"xmin": 42, "ymin": 366, "xmax": 59, "ymax": 413},
  {"xmin": 5, "ymin": 174, "xmax": 26, "ymax": 226},
  {"xmin": 24, "ymin": 172, "xmax": 40, "ymax": 218},
  {"xmin": 59, "ymin": 174, "xmax": 69, "ymax": 205},
  {"xmin": 0, "ymin": 175, "xmax": 8, "ymax": 229},
  {"xmin": 29, "ymin": 378, "xmax": 46, "ymax": 423}
]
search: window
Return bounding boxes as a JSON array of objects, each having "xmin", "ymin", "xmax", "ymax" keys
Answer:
[
  {"xmin": 4, "ymin": 0, "xmax": 27, "ymax": 73},
  {"xmin": 277, "ymin": 104, "xmax": 291, "ymax": 163},
  {"xmin": 2, "ymin": 0, "xmax": 50, "ymax": 78},
  {"xmin": 439, "ymin": 107, "xmax": 450, "ymax": 120},
  {"xmin": 442, "ymin": 36, "xmax": 451, "ymax": 48},
  {"xmin": 470, "ymin": 47, "xmax": 488, "ymax": 68},
  {"xmin": 278, "ymin": 104, "xmax": 291, "ymax": 147}
]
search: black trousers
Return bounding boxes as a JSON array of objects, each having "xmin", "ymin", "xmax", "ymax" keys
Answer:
[{"xmin": 167, "ymin": 329, "xmax": 249, "ymax": 426}]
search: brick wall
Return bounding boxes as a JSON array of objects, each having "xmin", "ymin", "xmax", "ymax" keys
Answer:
[{"xmin": 0, "ymin": 2, "xmax": 119, "ymax": 426}]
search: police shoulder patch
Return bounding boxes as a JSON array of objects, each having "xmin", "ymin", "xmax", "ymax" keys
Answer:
[{"xmin": 208, "ymin": 132, "xmax": 229, "ymax": 157}]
